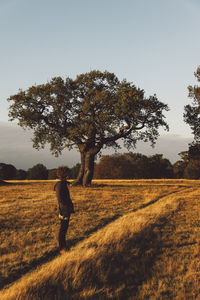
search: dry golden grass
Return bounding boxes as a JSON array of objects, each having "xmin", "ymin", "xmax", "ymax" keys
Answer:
[{"xmin": 0, "ymin": 179, "xmax": 200, "ymax": 299}]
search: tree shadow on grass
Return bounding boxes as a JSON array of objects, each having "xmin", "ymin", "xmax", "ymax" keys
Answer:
[
  {"xmin": 68, "ymin": 216, "xmax": 170, "ymax": 300},
  {"xmin": 0, "ymin": 249, "xmax": 58, "ymax": 290},
  {"xmin": 3, "ymin": 216, "xmax": 169, "ymax": 299},
  {"xmin": 83, "ymin": 214, "xmax": 122, "ymax": 236},
  {"xmin": 0, "ymin": 214, "xmax": 122, "ymax": 291},
  {"xmin": 0, "ymin": 189, "xmax": 180, "ymax": 291},
  {"xmin": 1, "ymin": 188, "xmax": 186, "ymax": 292},
  {"xmin": 0, "ymin": 180, "xmax": 11, "ymax": 186}
]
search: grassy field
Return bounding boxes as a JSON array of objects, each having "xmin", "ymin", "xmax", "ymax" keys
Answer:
[{"xmin": 1, "ymin": 179, "xmax": 200, "ymax": 299}]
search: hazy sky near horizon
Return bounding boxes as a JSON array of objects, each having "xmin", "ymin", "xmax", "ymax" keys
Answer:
[{"xmin": 0, "ymin": 0, "xmax": 199, "ymax": 169}]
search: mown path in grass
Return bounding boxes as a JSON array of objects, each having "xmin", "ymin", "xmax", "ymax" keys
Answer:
[{"xmin": 133, "ymin": 185, "xmax": 200, "ymax": 299}]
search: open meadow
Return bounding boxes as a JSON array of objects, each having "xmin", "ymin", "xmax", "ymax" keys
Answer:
[{"xmin": 1, "ymin": 179, "xmax": 200, "ymax": 299}]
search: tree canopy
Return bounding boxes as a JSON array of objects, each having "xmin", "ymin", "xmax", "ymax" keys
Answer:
[
  {"xmin": 184, "ymin": 159, "xmax": 200, "ymax": 179},
  {"xmin": 16, "ymin": 169, "xmax": 27, "ymax": 180},
  {"xmin": 184, "ymin": 66, "xmax": 200, "ymax": 140},
  {"xmin": 94, "ymin": 153, "xmax": 173, "ymax": 179},
  {"xmin": 173, "ymin": 144, "xmax": 200, "ymax": 179},
  {"xmin": 27, "ymin": 164, "xmax": 48, "ymax": 180},
  {"xmin": 8, "ymin": 70, "xmax": 169, "ymax": 186},
  {"xmin": 0, "ymin": 163, "xmax": 16, "ymax": 180}
]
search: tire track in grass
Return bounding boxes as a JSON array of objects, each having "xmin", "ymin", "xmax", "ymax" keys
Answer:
[{"xmin": 133, "ymin": 186, "xmax": 195, "ymax": 213}]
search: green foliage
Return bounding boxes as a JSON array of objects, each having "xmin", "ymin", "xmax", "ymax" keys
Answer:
[
  {"xmin": 184, "ymin": 67, "xmax": 200, "ymax": 141},
  {"xmin": 27, "ymin": 164, "xmax": 48, "ymax": 180},
  {"xmin": 188, "ymin": 143, "xmax": 200, "ymax": 160},
  {"xmin": 8, "ymin": 70, "xmax": 169, "ymax": 155},
  {"xmin": 173, "ymin": 160, "xmax": 187, "ymax": 179},
  {"xmin": 94, "ymin": 154, "xmax": 131, "ymax": 179},
  {"xmin": 173, "ymin": 144, "xmax": 200, "ymax": 179},
  {"xmin": 94, "ymin": 153, "xmax": 174, "ymax": 179},
  {"xmin": 0, "ymin": 163, "xmax": 16, "ymax": 180},
  {"xmin": 16, "ymin": 169, "xmax": 27, "ymax": 180},
  {"xmin": 184, "ymin": 160, "xmax": 200, "ymax": 179},
  {"xmin": 146, "ymin": 154, "xmax": 174, "ymax": 179},
  {"xmin": 123, "ymin": 152, "xmax": 149, "ymax": 178},
  {"xmin": 48, "ymin": 169, "xmax": 57, "ymax": 179},
  {"xmin": 177, "ymin": 151, "xmax": 189, "ymax": 163},
  {"xmin": 8, "ymin": 70, "xmax": 169, "ymax": 185},
  {"xmin": 70, "ymin": 163, "xmax": 81, "ymax": 179}
]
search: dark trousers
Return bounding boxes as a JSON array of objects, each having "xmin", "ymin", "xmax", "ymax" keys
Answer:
[{"xmin": 58, "ymin": 217, "xmax": 70, "ymax": 250}]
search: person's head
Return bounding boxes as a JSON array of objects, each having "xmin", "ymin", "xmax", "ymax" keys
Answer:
[{"xmin": 56, "ymin": 166, "xmax": 70, "ymax": 180}]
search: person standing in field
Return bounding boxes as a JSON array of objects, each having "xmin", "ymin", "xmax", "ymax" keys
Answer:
[{"xmin": 54, "ymin": 166, "xmax": 74, "ymax": 254}]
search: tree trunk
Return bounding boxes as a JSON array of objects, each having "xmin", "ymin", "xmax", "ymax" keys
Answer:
[
  {"xmin": 73, "ymin": 151, "xmax": 95, "ymax": 186},
  {"xmin": 72, "ymin": 152, "xmax": 85, "ymax": 185},
  {"xmin": 82, "ymin": 153, "xmax": 95, "ymax": 186}
]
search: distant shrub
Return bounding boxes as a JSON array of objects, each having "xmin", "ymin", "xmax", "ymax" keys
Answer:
[
  {"xmin": 16, "ymin": 169, "xmax": 27, "ymax": 180},
  {"xmin": 70, "ymin": 163, "xmax": 80, "ymax": 179},
  {"xmin": 27, "ymin": 164, "xmax": 48, "ymax": 180},
  {"xmin": 48, "ymin": 169, "xmax": 57, "ymax": 179},
  {"xmin": 173, "ymin": 160, "xmax": 187, "ymax": 179},
  {"xmin": 0, "ymin": 163, "xmax": 16, "ymax": 180},
  {"xmin": 94, "ymin": 153, "xmax": 174, "ymax": 179},
  {"xmin": 184, "ymin": 160, "xmax": 200, "ymax": 179}
]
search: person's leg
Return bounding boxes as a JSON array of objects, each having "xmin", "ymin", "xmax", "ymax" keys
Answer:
[{"xmin": 58, "ymin": 216, "xmax": 70, "ymax": 251}]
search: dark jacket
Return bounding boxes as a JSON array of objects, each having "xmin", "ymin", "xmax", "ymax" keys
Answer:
[{"xmin": 54, "ymin": 180, "xmax": 74, "ymax": 217}]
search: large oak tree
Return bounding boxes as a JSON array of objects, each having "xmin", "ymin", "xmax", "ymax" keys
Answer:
[{"xmin": 8, "ymin": 70, "xmax": 169, "ymax": 186}]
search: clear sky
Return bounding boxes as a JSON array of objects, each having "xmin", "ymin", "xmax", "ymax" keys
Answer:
[{"xmin": 0, "ymin": 0, "xmax": 200, "ymax": 169}]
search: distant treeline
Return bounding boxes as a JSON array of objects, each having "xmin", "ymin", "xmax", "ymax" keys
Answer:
[
  {"xmin": 2, "ymin": 146, "xmax": 200, "ymax": 180},
  {"xmin": 94, "ymin": 153, "xmax": 174, "ymax": 179},
  {"xmin": 0, "ymin": 163, "xmax": 80, "ymax": 181}
]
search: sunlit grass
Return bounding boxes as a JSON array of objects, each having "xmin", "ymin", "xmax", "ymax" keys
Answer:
[{"xmin": 1, "ymin": 179, "xmax": 200, "ymax": 299}]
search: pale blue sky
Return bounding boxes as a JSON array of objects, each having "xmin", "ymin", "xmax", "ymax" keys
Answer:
[{"xmin": 0, "ymin": 0, "xmax": 200, "ymax": 168}]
